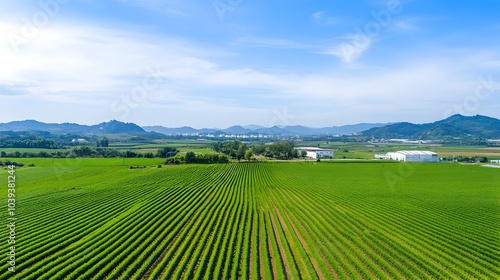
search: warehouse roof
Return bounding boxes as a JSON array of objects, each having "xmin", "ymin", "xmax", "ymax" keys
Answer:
[
  {"xmin": 296, "ymin": 147, "xmax": 334, "ymax": 152},
  {"xmin": 389, "ymin": 151, "xmax": 437, "ymax": 156}
]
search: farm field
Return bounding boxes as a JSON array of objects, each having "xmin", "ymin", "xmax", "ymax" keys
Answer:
[
  {"xmin": 0, "ymin": 148, "xmax": 69, "ymax": 153},
  {"xmin": 1, "ymin": 162, "xmax": 499, "ymax": 279},
  {"xmin": 0, "ymin": 157, "xmax": 164, "ymax": 167},
  {"xmin": 108, "ymin": 140, "xmax": 214, "ymax": 150},
  {"xmin": 311, "ymin": 142, "xmax": 500, "ymax": 160}
]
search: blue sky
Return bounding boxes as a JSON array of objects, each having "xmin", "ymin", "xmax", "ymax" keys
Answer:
[{"xmin": 1, "ymin": 0, "xmax": 499, "ymax": 128}]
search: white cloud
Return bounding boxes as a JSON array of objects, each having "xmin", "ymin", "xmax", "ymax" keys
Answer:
[
  {"xmin": 234, "ymin": 36, "xmax": 313, "ymax": 49},
  {"xmin": 312, "ymin": 11, "xmax": 339, "ymax": 24},
  {"xmin": 0, "ymin": 19, "xmax": 498, "ymax": 126},
  {"xmin": 385, "ymin": 16, "xmax": 423, "ymax": 32},
  {"xmin": 116, "ymin": 0, "xmax": 188, "ymax": 16},
  {"xmin": 391, "ymin": 18, "xmax": 419, "ymax": 30},
  {"xmin": 0, "ymin": 22, "xmax": 218, "ymax": 98},
  {"xmin": 480, "ymin": 60, "xmax": 500, "ymax": 68},
  {"xmin": 319, "ymin": 34, "xmax": 373, "ymax": 63}
]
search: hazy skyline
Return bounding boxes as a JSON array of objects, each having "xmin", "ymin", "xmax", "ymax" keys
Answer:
[{"xmin": 1, "ymin": 0, "xmax": 499, "ymax": 128}]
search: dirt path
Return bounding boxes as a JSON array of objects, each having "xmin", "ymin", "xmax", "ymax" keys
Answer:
[
  {"xmin": 267, "ymin": 207, "xmax": 293, "ymax": 279},
  {"xmin": 281, "ymin": 209, "xmax": 329, "ymax": 280},
  {"xmin": 258, "ymin": 211, "xmax": 265, "ymax": 279},
  {"xmin": 481, "ymin": 147, "xmax": 500, "ymax": 150},
  {"xmin": 287, "ymin": 192, "xmax": 361, "ymax": 279},
  {"xmin": 263, "ymin": 211, "xmax": 280, "ymax": 280},
  {"xmin": 439, "ymin": 151, "xmax": 500, "ymax": 156},
  {"xmin": 273, "ymin": 206, "xmax": 315, "ymax": 280},
  {"xmin": 140, "ymin": 210, "xmax": 198, "ymax": 279},
  {"xmin": 248, "ymin": 210, "xmax": 255, "ymax": 280}
]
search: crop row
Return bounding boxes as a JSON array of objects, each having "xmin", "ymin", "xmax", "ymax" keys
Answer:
[{"xmin": 2, "ymin": 162, "xmax": 498, "ymax": 279}]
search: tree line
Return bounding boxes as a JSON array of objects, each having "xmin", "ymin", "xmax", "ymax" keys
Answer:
[
  {"xmin": 0, "ymin": 133, "xmax": 112, "ymax": 149},
  {"xmin": 0, "ymin": 146, "xmax": 180, "ymax": 159},
  {"xmin": 165, "ymin": 152, "xmax": 229, "ymax": 164},
  {"xmin": 0, "ymin": 140, "xmax": 313, "ymax": 161},
  {"xmin": 212, "ymin": 140, "xmax": 307, "ymax": 160}
]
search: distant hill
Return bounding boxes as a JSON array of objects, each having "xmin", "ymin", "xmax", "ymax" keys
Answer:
[
  {"xmin": 332, "ymin": 123, "xmax": 393, "ymax": 135},
  {"xmin": 142, "ymin": 123, "xmax": 389, "ymax": 136},
  {"xmin": 0, "ymin": 120, "xmax": 145, "ymax": 134},
  {"xmin": 223, "ymin": 125, "xmax": 253, "ymax": 135},
  {"xmin": 4, "ymin": 115, "xmax": 497, "ymax": 139},
  {"xmin": 93, "ymin": 120, "xmax": 144, "ymax": 134},
  {"xmin": 243, "ymin": 124, "xmax": 266, "ymax": 130},
  {"xmin": 362, "ymin": 114, "xmax": 500, "ymax": 139},
  {"xmin": 144, "ymin": 126, "xmax": 198, "ymax": 135},
  {"xmin": 0, "ymin": 120, "xmax": 85, "ymax": 134}
]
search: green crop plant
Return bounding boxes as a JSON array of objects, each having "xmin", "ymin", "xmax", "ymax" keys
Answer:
[{"xmin": 0, "ymin": 162, "xmax": 498, "ymax": 279}]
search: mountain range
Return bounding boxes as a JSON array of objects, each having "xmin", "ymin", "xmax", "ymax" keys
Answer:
[
  {"xmin": 142, "ymin": 123, "xmax": 389, "ymax": 136},
  {"xmin": 0, "ymin": 120, "xmax": 145, "ymax": 134},
  {"xmin": 362, "ymin": 114, "xmax": 500, "ymax": 139},
  {"xmin": 0, "ymin": 114, "xmax": 498, "ymax": 139}
]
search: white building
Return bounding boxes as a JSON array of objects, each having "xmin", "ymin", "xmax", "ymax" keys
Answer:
[
  {"xmin": 297, "ymin": 147, "xmax": 334, "ymax": 159},
  {"xmin": 71, "ymin": 138, "xmax": 87, "ymax": 144},
  {"xmin": 374, "ymin": 154, "xmax": 389, "ymax": 159},
  {"xmin": 385, "ymin": 151, "xmax": 439, "ymax": 162},
  {"xmin": 490, "ymin": 159, "xmax": 500, "ymax": 163}
]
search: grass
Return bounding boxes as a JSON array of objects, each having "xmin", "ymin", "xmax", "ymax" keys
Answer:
[
  {"xmin": 0, "ymin": 162, "xmax": 498, "ymax": 279},
  {"xmin": 0, "ymin": 148, "xmax": 69, "ymax": 153},
  {"xmin": 177, "ymin": 147, "xmax": 214, "ymax": 154},
  {"xmin": 4, "ymin": 140, "xmax": 499, "ymax": 160},
  {"xmin": 108, "ymin": 140, "xmax": 216, "ymax": 154},
  {"xmin": 0, "ymin": 157, "xmax": 164, "ymax": 167},
  {"xmin": 306, "ymin": 142, "xmax": 500, "ymax": 159}
]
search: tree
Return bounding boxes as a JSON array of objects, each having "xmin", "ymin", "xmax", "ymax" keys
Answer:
[
  {"xmin": 72, "ymin": 146, "xmax": 93, "ymax": 157},
  {"xmin": 211, "ymin": 142, "xmax": 223, "ymax": 153},
  {"xmin": 124, "ymin": 150, "xmax": 137, "ymax": 158},
  {"xmin": 100, "ymin": 138, "xmax": 109, "ymax": 147},
  {"xmin": 237, "ymin": 143, "xmax": 247, "ymax": 159},
  {"xmin": 185, "ymin": 152, "xmax": 196, "ymax": 163},
  {"xmin": 214, "ymin": 140, "xmax": 247, "ymax": 159},
  {"xmin": 252, "ymin": 143, "xmax": 266, "ymax": 155},
  {"xmin": 244, "ymin": 149, "xmax": 253, "ymax": 161},
  {"xmin": 269, "ymin": 141, "xmax": 295, "ymax": 159},
  {"xmin": 300, "ymin": 150, "xmax": 307, "ymax": 158},
  {"xmin": 157, "ymin": 147, "xmax": 179, "ymax": 158}
]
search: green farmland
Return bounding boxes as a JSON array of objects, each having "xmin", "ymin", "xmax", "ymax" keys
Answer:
[
  {"xmin": 1, "ymin": 162, "xmax": 499, "ymax": 279},
  {"xmin": 1, "ymin": 157, "xmax": 164, "ymax": 167}
]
